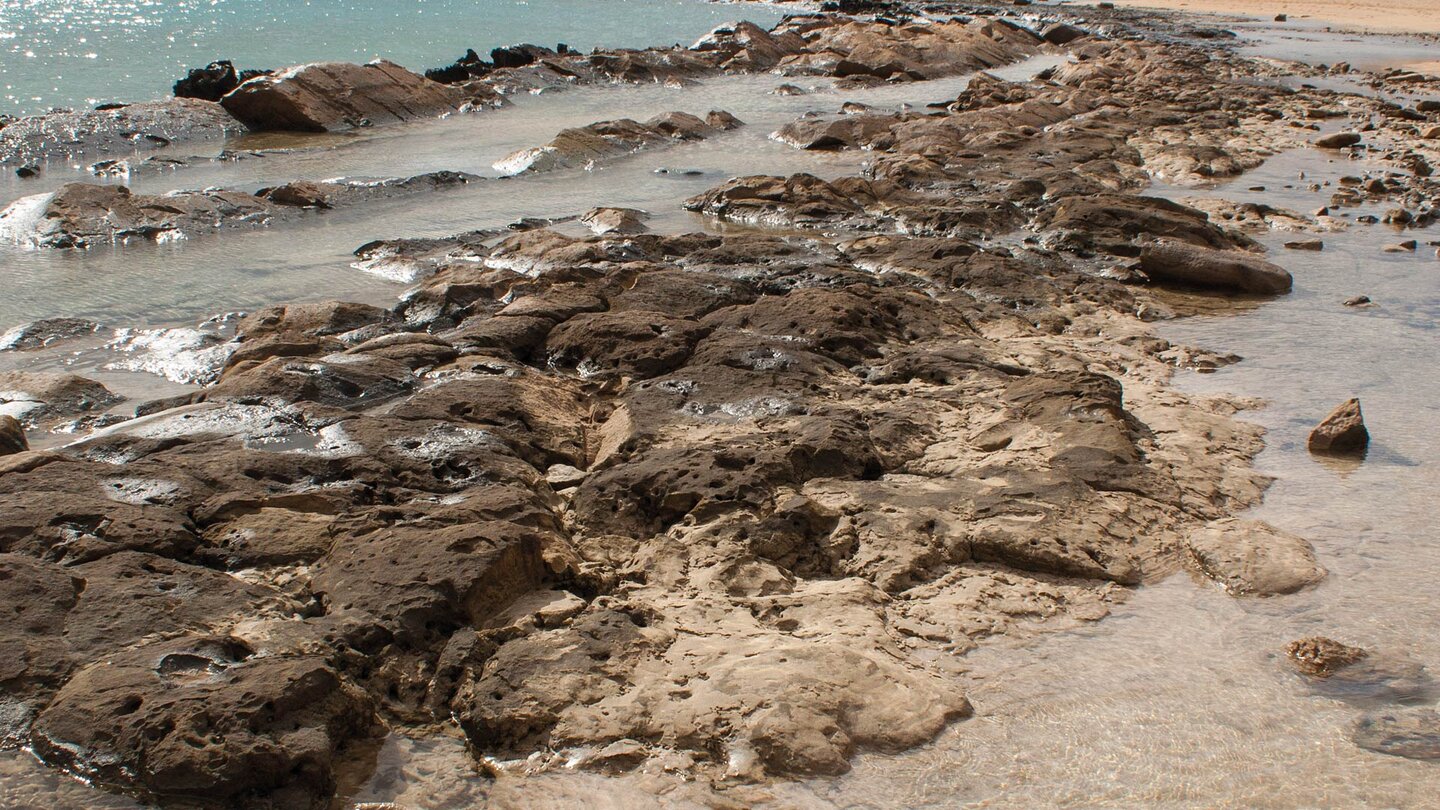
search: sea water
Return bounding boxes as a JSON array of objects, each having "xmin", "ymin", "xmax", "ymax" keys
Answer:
[{"xmin": 0, "ymin": 0, "xmax": 786, "ymax": 116}]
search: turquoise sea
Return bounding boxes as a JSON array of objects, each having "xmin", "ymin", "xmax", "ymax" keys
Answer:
[{"xmin": 0, "ymin": 0, "xmax": 785, "ymax": 116}]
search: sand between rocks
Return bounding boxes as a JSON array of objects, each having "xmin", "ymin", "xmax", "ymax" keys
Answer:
[{"xmin": 1107, "ymin": 0, "xmax": 1440, "ymax": 34}]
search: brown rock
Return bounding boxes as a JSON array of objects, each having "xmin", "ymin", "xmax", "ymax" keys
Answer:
[
  {"xmin": 1187, "ymin": 518, "xmax": 1327, "ymax": 596},
  {"xmin": 1308, "ymin": 398, "xmax": 1368, "ymax": 454},
  {"xmin": 1314, "ymin": 131, "xmax": 1362, "ymax": 149},
  {"xmin": 1138, "ymin": 239, "xmax": 1293, "ymax": 294},
  {"xmin": 1283, "ymin": 238, "xmax": 1324, "ymax": 251},
  {"xmin": 222, "ymin": 60, "xmax": 473, "ymax": 132},
  {"xmin": 0, "ymin": 415, "xmax": 26, "ymax": 455},
  {"xmin": 31, "ymin": 638, "xmax": 378, "ymax": 808}
]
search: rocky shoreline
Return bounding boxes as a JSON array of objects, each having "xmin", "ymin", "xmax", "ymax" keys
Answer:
[{"xmin": 1, "ymin": 3, "xmax": 1438, "ymax": 808}]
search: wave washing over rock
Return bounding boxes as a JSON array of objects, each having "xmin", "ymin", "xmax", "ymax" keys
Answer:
[{"xmin": 2, "ymin": 2, "xmax": 1439, "ymax": 808}]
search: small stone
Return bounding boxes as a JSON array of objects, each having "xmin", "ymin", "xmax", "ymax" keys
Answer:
[
  {"xmin": 15, "ymin": 164, "xmax": 39, "ymax": 179},
  {"xmin": 1383, "ymin": 209, "xmax": 1413, "ymax": 225},
  {"xmin": 1422, "ymin": 126, "xmax": 1440, "ymax": 140},
  {"xmin": 545, "ymin": 463, "xmax": 588, "ymax": 488},
  {"xmin": 578, "ymin": 207, "xmax": 649, "ymax": 235},
  {"xmin": 1308, "ymin": 398, "xmax": 1369, "ymax": 454},
  {"xmin": 1286, "ymin": 636, "xmax": 1368, "ymax": 677},
  {"xmin": 1283, "ymin": 239, "xmax": 1324, "ymax": 251},
  {"xmin": 1363, "ymin": 178, "xmax": 1386, "ymax": 194},
  {"xmin": 771, "ymin": 83, "xmax": 807, "ymax": 96},
  {"xmin": 1186, "ymin": 519, "xmax": 1326, "ymax": 596},
  {"xmin": 1343, "ymin": 295, "xmax": 1371, "ymax": 307},
  {"xmin": 1314, "ymin": 132, "xmax": 1363, "ymax": 149},
  {"xmin": 1313, "ymin": 206, "xmax": 1331, "ymax": 217},
  {"xmin": 1383, "ymin": 240, "xmax": 1418, "ymax": 253},
  {"xmin": 1274, "ymin": 13, "xmax": 1287, "ymax": 21}
]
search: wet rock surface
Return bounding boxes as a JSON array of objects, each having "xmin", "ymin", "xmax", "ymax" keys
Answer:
[
  {"xmin": 1187, "ymin": 519, "xmax": 1325, "ymax": 596},
  {"xmin": 495, "ymin": 110, "xmax": 744, "ymax": 174},
  {"xmin": 0, "ymin": 171, "xmax": 479, "ymax": 249},
  {"xmin": 1308, "ymin": 397, "xmax": 1369, "ymax": 454},
  {"xmin": 220, "ymin": 60, "xmax": 497, "ymax": 132},
  {"xmin": 10, "ymin": 4, "xmax": 1429, "ymax": 806},
  {"xmin": 0, "ymin": 98, "xmax": 248, "ymax": 168}
]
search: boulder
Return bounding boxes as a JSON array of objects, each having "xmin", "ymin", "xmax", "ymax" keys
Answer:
[
  {"xmin": 173, "ymin": 60, "xmax": 269, "ymax": 102},
  {"xmin": 221, "ymin": 60, "xmax": 473, "ymax": 132},
  {"xmin": 0, "ymin": 415, "xmax": 27, "ymax": 456},
  {"xmin": 1040, "ymin": 23, "xmax": 1087, "ymax": 45},
  {"xmin": 1308, "ymin": 398, "xmax": 1368, "ymax": 454},
  {"xmin": 1138, "ymin": 240, "xmax": 1293, "ymax": 294},
  {"xmin": 1186, "ymin": 518, "xmax": 1326, "ymax": 596}
]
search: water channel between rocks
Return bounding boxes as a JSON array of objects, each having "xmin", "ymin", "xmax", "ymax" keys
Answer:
[{"xmin": 1, "ymin": 19, "xmax": 1438, "ymax": 810}]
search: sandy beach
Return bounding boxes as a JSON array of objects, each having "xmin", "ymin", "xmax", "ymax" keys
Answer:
[{"xmin": 1108, "ymin": 0, "xmax": 1440, "ymax": 34}]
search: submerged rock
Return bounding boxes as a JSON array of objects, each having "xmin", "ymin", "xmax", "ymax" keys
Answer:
[
  {"xmin": 0, "ymin": 172, "xmax": 478, "ymax": 249},
  {"xmin": 1186, "ymin": 518, "xmax": 1326, "ymax": 596},
  {"xmin": 1308, "ymin": 398, "xmax": 1369, "ymax": 454},
  {"xmin": 1354, "ymin": 708, "xmax": 1440, "ymax": 761},
  {"xmin": 0, "ymin": 317, "xmax": 101, "ymax": 351},
  {"xmin": 1286, "ymin": 636, "xmax": 1369, "ymax": 677}
]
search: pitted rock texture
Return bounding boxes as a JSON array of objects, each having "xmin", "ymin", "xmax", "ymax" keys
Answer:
[{"xmin": 4, "ymin": 10, "xmax": 1388, "ymax": 807}]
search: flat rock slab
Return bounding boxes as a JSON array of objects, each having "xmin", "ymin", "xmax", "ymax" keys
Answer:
[
  {"xmin": 0, "ymin": 98, "xmax": 246, "ymax": 167},
  {"xmin": 1186, "ymin": 518, "xmax": 1326, "ymax": 596},
  {"xmin": 222, "ymin": 60, "xmax": 473, "ymax": 132}
]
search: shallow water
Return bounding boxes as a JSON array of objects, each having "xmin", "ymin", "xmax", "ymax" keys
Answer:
[
  {"xmin": 0, "ymin": 0, "xmax": 786, "ymax": 116},
  {"xmin": 799, "ymin": 146, "xmax": 1440, "ymax": 807}
]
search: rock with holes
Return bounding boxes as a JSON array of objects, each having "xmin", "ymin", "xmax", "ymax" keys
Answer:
[{"xmin": 31, "ymin": 637, "xmax": 378, "ymax": 809}]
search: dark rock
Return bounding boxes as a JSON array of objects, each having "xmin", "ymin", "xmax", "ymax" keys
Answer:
[
  {"xmin": 0, "ymin": 415, "xmax": 26, "ymax": 456},
  {"xmin": 1315, "ymin": 131, "xmax": 1363, "ymax": 149},
  {"xmin": 15, "ymin": 164, "xmax": 38, "ymax": 178},
  {"xmin": 1283, "ymin": 238, "xmax": 1324, "ymax": 251},
  {"xmin": 31, "ymin": 638, "xmax": 378, "ymax": 808},
  {"xmin": 1040, "ymin": 23, "xmax": 1087, "ymax": 45},
  {"xmin": 173, "ymin": 60, "xmax": 269, "ymax": 102},
  {"xmin": 1308, "ymin": 398, "xmax": 1368, "ymax": 454},
  {"xmin": 1138, "ymin": 240, "xmax": 1293, "ymax": 294},
  {"xmin": 0, "ymin": 317, "xmax": 101, "ymax": 350},
  {"xmin": 425, "ymin": 49, "xmax": 491, "ymax": 84}
]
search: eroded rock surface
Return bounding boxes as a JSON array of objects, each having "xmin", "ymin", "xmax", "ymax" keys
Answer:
[
  {"xmin": 0, "ymin": 171, "xmax": 478, "ymax": 248},
  {"xmin": 4, "ymin": 8, "xmax": 1386, "ymax": 807},
  {"xmin": 494, "ymin": 110, "xmax": 742, "ymax": 174}
]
